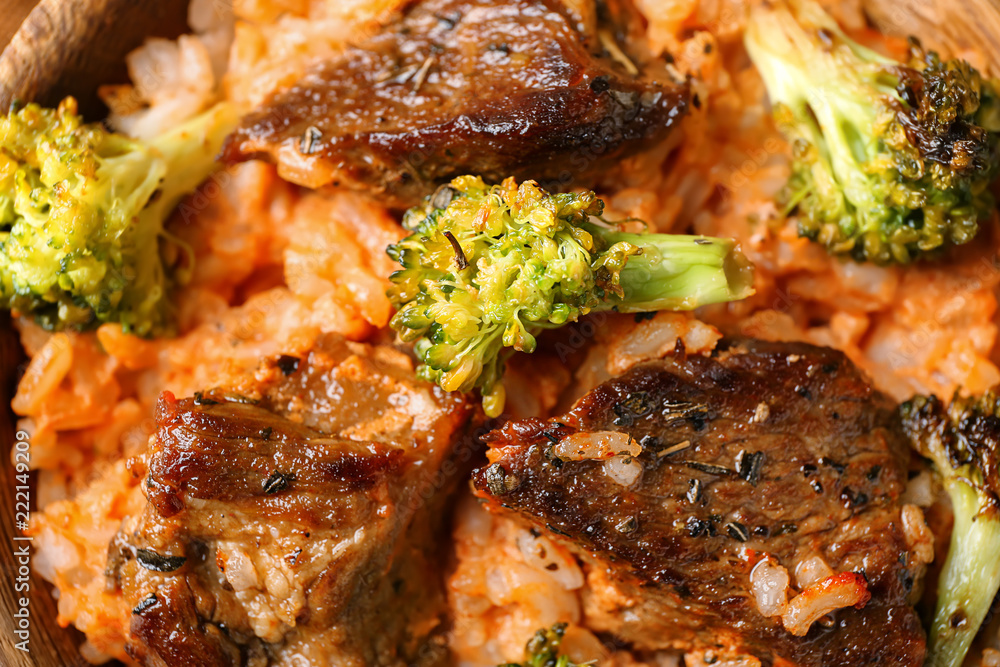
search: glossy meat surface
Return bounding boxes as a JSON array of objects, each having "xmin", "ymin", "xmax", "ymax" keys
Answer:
[
  {"xmin": 110, "ymin": 335, "xmax": 473, "ymax": 666},
  {"xmin": 474, "ymin": 339, "xmax": 927, "ymax": 666},
  {"xmin": 144, "ymin": 398, "xmax": 404, "ymax": 520},
  {"xmin": 221, "ymin": 0, "xmax": 688, "ymax": 206}
]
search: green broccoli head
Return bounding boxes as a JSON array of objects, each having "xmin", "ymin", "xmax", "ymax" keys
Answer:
[
  {"xmin": 746, "ymin": 0, "xmax": 1000, "ymax": 264},
  {"xmin": 0, "ymin": 97, "xmax": 238, "ymax": 335},
  {"xmin": 387, "ymin": 175, "xmax": 754, "ymax": 416},
  {"xmin": 899, "ymin": 390, "xmax": 1000, "ymax": 667},
  {"xmin": 497, "ymin": 623, "xmax": 580, "ymax": 667}
]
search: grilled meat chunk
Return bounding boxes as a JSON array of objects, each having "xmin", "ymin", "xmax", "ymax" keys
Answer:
[
  {"xmin": 111, "ymin": 335, "xmax": 473, "ymax": 666},
  {"xmin": 221, "ymin": 0, "xmax": 689, "ymax": 206},
  {"xmin": 143, "ymin": 398, "xmax": 403, "ymax": 521},
  {"xmin": 473, "ymin": 339, "xmax": 927, "ymax": 666}
]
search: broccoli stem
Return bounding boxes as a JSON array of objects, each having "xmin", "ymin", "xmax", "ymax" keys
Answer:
[
  {"xmin": 147, "ymin": 103, "xmax": 241, "ymax": 214},
  {"xmin": 595, "ymin": 230, "xmax": 755, "ymax": 312},
  {"xmin": 122, "ymin": 103, "xmax": 240, "ymax": 334},
  {"xmin": 928, "ymin": 478, "xmax": 1000, "ymax": 667},
  {"xmin": 900, "ymin": 392, "xmax": 1000, "ymax": 667}
]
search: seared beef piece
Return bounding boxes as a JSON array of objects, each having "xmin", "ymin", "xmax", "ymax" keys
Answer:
[
  {"xmin": 143, "ymin": 398, "xmax": 404, "ymax": 520},
  {"xmin": 110, "ymin": 335, "xmax": 473, "ymax": 666},
  {"xmin": 221, "ymin": 0, "xmax": 688, "ymax": 207},
  {"xmin": 473, "ymin": 339, "xmax": 927, "ymax": 666}
]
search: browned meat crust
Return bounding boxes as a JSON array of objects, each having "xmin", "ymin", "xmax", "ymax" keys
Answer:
[
  {"xmin": 110, "ymin": 335, "xmax": 474, "ymax": 667},
  {"xmin": 145, "ymin": 397, "xmax": 405, "ymax": 520},
  {"xmin": 128, "ymin": 576, "xmax": 249, "ymax": 667},
  {"xmin": 473, "ymin": 339, "xmax": 927, "ymax": 666},
  {"xmin": 221, "ymin": 0, "xmax": 689, "ymax": 206}
]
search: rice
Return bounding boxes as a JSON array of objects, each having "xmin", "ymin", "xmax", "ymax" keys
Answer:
[
  {"xmin": 749, "ymin": 557, "xmax": 790, "ymax": 618},
  {"xmin": 793, "ymin": 555, "xmax": 834, "ymax": 589},
  {"xmin": 743, "ymin": 554, "xmax": 874, "ymax": 638},
  {"xmin": 605, "ymin": 312, "xmax": 722, "ymax": 375},
  {"xmin": 900, "ymin": 503, "xmax": 936, "ymax": 565},
  {"xmin": 553, "ymin": 431, "xmax": 640, "ymax": 461},
  {"xmin": 780, "ymin": 573, "xmax": 871, "ymax": 637},
  {"xmin": 30, "ymin": 460, "xmax": 144, "ymax": 663},
  {"xmin": 102, "ymin": 0, "xmax": 232, "ymax": 138},
  {"xmin": 14, "ymin": 0, "xmax": 1000, "ymax": 663},
  {"xmin": 447, "ymin": 493, "xmax": 585, "ymax": 665}
]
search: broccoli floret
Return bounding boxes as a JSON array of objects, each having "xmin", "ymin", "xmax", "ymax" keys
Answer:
[
  {"xmin": 387, "ymin": 175, "xmax": 755, "ymax": 416},
  {"xmin": 0, "ymin": 97, "xmax": 238, "ymax": 335},
  {"xmin": 899, "ymin": 390, "xmax": 1000, "ymax": 667},
  {"xmin": 497, "ymin": 623, "xmax": 581, "ymax": 667},
  {"xmin": 745, "ymin": 0, "xmax": 1000, "ymax": 264}
]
